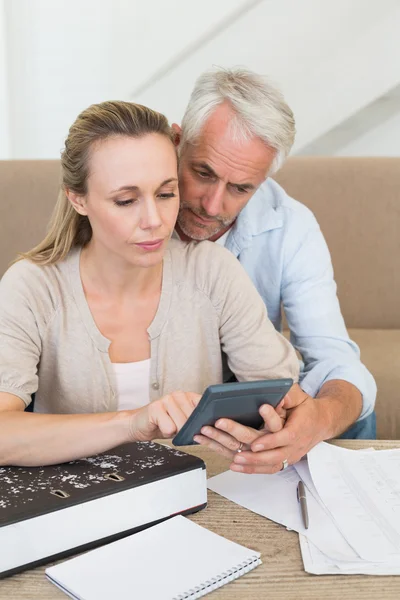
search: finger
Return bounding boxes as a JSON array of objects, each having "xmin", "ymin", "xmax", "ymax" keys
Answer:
[
  {"xmin": 275, "ymin": 399, "xmax": 287, "ymax": 420},
  {"xmin": 214, "ymin": 418, "xmax": 264, "ymax": 445},
  {"xmin": 282, "ymin": 384, "xmax": 309, "ymax": 409},
  {"xmin": 200, "ymin": 425, "xmax": 245, "ymax": 453},
  {"xmin": 149, "ymin": 403, "xmax": 179, "ymax": 438},
  {"xmin": 161, "ymin": 394, "xmax": 189, "ymax": 431},
  {"xmin": 232, "ymin": 448, "xmax": 288, "ymax": 467},
  {"xmin": 230, "ymin": 461, "xmax": 284, "ymax": 475},
  {"xmin": 172, "ymin": 391, "xmax": 202, "ymax": 420},
  {"xmin": 193, "ymin": 434, "xmax": 235, "ymax": 460},
  {"xmin": 188, "ymin": 392, "xmax": 202, "ymax": 407},
  {"xmin": 169, "ymin": 391, "xmax": 197, "ymax": 421},
  {"xmin": 251, "ymin": 426, "xmax": 296, "ymax": 452},
  {"xmin": 259, "ymin": 404, "xmax": 285, "ymax": 434}
]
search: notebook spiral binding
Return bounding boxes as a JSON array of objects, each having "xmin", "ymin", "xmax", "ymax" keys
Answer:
[{"xmin": 173, "ymin": 556, "xmax": 262, "ymax": 600}]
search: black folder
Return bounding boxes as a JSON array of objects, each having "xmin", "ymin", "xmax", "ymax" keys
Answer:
[{"xmin": 0, "ymin": 441, "xmax": 206, "ymax": 578}]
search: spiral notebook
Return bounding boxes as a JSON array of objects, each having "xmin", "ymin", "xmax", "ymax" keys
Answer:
[{"xmin": 46, "ymin": 515, "xmax": 261, "ymax": 600}]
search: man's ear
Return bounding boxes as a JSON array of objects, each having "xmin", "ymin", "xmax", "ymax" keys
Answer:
[
  {"xmin": 171, "ymin": 123, "xmax": 182, "ymax": 148},
  {"xmin": 66, "ymin": 189, "xmax": 88, "ymax": 216}
]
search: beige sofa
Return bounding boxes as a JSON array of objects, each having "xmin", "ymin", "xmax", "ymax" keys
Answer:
[{"xmin": 0, "ymin": 157, "xmax": 399, "ymax": 438}]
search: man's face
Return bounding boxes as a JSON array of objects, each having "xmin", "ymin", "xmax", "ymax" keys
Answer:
[{"xmin": 176, "ymin": 103, "xmax": 276, "ymax": 241}]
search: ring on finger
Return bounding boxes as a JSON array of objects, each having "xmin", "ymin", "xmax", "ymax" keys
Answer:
[{"xmin": 236, "ymin": 441, "xmax": 244, "ymax": 453}]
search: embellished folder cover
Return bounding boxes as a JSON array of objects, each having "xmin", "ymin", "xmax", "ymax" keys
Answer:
[{"xmin": 0, "ymin": 442, "xmax": 206, "ymax": 577}]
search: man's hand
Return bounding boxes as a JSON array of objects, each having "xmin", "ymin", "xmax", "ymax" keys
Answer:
[
  {"xmin": 230, "ymin": 380, "xmax": 362, "ymax": 474},
  {"xmin": 230, "ymin": 395, "xmax": 327, "ymax": 473},
  {"xmin": 194, "ymin": 381, "xmax": 362, "ymax": 474},
  {"xmin": 193, "ymin": 383, "xmax": 308, "ymax": 463},
  {"xmin": 193, "ymin": 402, "xmax": 286, "ymax": 460}
]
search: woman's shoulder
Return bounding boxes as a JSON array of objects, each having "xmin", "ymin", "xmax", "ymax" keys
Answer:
[
  {"xmin": 1, "ymin": 254, "xmax": 69, "ymax": 289},
  {"xmin": 1, "ymin": 257, "xmax": 50, "ymax": 290},
  {"xmin": 0, "ymin": 251, "xmax": 78, "ymax": 312}
]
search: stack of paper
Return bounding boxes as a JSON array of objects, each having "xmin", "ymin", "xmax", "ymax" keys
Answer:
[{"xmin": 208, "ymin": 442, "xmax": 400, "ymax": 575}]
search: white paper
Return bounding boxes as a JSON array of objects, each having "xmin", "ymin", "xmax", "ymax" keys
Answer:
[
  {"xmin": 300, "ymin": 534, "xmax": 400, "ymax": 575},
  {"xmin": 208, "ymin": 465, "xmax": 358, "ymax": 561},
  {"xmin": 307, "ymin": 443, "xmax": 400, "ymax": 561}
]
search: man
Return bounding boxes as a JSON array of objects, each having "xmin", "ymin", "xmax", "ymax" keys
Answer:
[{"xmin": 172, "ymin": 67, "xmax": 376, "ymax": 474}]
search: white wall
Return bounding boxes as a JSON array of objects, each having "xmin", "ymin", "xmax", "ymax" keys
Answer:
[
  {"xmin": 2, "ymin": 0, "xmax": 400, "ymax": 158},
  {"xmin": 3, "ymin": 0, "xmax": 248, "ymax": 158},
  {"xmin": 336, "ymin": 112, "xmax": 400, "ymax": 157},
  {"xmin": 0, "ymin": 0, "xmax": 9, "ymax": 157},
  {"xmin": 134, "ymin": 0, "xmax": 400, "ymax": 152}
]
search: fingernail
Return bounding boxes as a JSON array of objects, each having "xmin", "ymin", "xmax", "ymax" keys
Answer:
[
  {"xmin": 201, "ymin": 427, "xmax": 211, "ymax": 435},
  {"xmin": 193, "ymin": 436, "xmax": 202, "ymax": 444},
  {"xmin": 216, "ymin": 420, "xmax": 227, "ymax": 430},
  {"xmin": 234, "ymin": 455, "xmax": 246, "ymax": 464},
  {"xmin": 253, "ymin": 444, "xmax": 264, "ymax": 452}
]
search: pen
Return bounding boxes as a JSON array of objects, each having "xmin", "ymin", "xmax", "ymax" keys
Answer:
[{"xmin": 297, "ymin": 480, "xmax": 309, "ymax": 529}]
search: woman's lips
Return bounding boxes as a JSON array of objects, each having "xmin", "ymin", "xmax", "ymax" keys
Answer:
[{"xmin": 134, "ymin": 239, "xmax": 164, "ymax": 251}]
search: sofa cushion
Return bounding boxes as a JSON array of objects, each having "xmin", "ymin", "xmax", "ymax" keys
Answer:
[
  {"xmin": 283, "ymin": 328, "xmax": 400, "ymax": 439},
  {"xmin": 0, "ymin": 160, "xmax": 60, "ymax": 276},
  {"xmin": 274, "ymin": 157, "xmax": 400, "ymax": 329},
  {"xmin": 349, "ymin": 329, "xmax": 400, "ymax": 440}
]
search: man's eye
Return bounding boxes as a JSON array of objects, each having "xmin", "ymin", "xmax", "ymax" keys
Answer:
[
  {"xmin": 235, "ymin": 187, "xmax": 247, "ymax": 194},
  {"xmin": 114, "ymin": 199, "xmax": 133, "ymax": 206},
  {"xmin": 196, "ymin": 171, "xmax": 210, "ymax": 179},
  {"xmin": 158, "ymin": 193, "xmax": 176, "ymax": 200}
]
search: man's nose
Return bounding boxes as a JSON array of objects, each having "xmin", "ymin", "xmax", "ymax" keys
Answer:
[{"xmin": 201, "ymin": 183, "xmax": 224, "ymax": 217}]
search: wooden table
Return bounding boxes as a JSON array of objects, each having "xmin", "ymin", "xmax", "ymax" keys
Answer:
[{"xmin": 1, "ymin": 440, "xmax": 400, "ymax": 599}]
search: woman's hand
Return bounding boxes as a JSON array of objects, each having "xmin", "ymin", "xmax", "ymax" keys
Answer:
[{"xmin": 129, "ymin": 391, "xmax": 201, "ymax": 442}]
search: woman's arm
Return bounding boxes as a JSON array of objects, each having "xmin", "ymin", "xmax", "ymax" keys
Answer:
[{"xmin": 0, "ymin": 390, "xmax": 200, "ymax": 467}]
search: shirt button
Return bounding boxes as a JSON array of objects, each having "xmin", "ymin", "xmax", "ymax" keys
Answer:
[{"xmin": 151, "ymin": 382, "xmax": 160, "ymax": 390}]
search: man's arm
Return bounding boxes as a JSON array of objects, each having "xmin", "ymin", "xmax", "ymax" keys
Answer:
[
  {"xmin": 196, "ymin": 380, "xmax": 363, "ymax": 475},
  {"xmin": 193, "ymin": 204, "xmax": 375, "ymax": 472},
  {"xmin": 281, "ymin": 205, "xmax": 376, "ymax": 421},
  {"xmin": 315, "ymin": 379, "xmax": 363, "ymax": 437}
]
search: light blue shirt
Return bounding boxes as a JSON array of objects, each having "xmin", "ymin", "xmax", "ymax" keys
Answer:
[{"xmin": 223, "ymin": 178, "xmax": 376, "ymax": 420}]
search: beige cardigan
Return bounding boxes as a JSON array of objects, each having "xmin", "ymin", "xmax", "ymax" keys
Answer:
[{"xmin": 0, "ymin": 239, "xmax": 299, "ymax": 413}]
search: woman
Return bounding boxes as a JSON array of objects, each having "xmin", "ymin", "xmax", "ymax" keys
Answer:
[{"xmin": 0, "ymin": 101, "xmax": 299, "ymax": 467}]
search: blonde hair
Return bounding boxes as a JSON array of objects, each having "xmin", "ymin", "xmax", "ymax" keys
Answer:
[
  {"xmin": 20, "ymin": 101, "xmax": 174, "ymax": 266},
  {"xmin": 181, "ymin": 67, "xmax": 295, "ymax": 174}
]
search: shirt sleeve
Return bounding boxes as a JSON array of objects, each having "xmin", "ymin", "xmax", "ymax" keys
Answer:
[
  {"xmin": 281, "ymin": 208, "xmax": 376, "ymax": 420},
  {"xmin": 196, "ymin": 242, "xmax": 300, "ymax": 384},
  {"xmin": 0, "ymin": 262, "xmax": 44, "ymax": 407}
]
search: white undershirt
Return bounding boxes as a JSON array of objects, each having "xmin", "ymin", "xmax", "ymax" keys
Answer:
[
  {"xmin": 112, "ymin": 359, "xmax": 151, "ymax": 411},
  {"xmin": 112, "ymin": 229, "xmax": 230, "ymax": 411}
]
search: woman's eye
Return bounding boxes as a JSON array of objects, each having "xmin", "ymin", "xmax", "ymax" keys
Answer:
[
  {"xmin": 158, "ymin": 193, "xmax": 176, "ymax": 200},
  {"xmin": 114, "ymin": 199, "xmax": 133, "ymax": 207}
]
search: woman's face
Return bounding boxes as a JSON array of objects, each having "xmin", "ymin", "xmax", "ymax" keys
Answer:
[{"xmin": 74, "ymin": 133, "xmax": 179, "ymax": 268}]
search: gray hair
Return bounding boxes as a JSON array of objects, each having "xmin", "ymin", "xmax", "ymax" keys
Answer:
[{"xmin": 180, "ymin": 67, "xmax": 296, "ymax": 174}]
